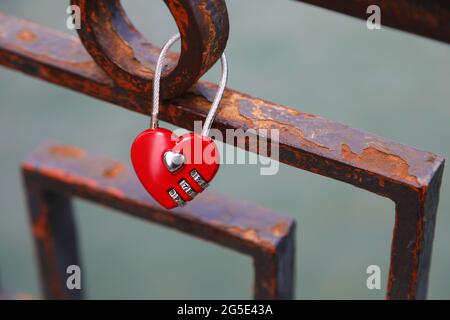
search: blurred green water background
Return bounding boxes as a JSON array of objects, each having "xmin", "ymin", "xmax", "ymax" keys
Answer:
[{"xmin": 0, "ymin": 0, "xmax": 450, "ymax": 299}]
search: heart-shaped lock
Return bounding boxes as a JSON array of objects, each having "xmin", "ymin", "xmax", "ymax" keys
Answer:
[
  {"xmin": 131, "ymin": 33, "xmax": 228, "ymax": 209},
  {"xmin": 131, "ymin": 129, "xmax": 220, "ymax": 209}
]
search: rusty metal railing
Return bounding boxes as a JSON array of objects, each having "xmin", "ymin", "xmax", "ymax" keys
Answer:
[
  {"xmin": 22, "ymin": 142, "xmax": 295, "ymax": 300},
  {"xmin": 296, "ymin": 0, "xmax": 450, "ymax": 44},
  {"xmin": 0, "ymin": 0, "xmax": 447, "ymax": 299}
]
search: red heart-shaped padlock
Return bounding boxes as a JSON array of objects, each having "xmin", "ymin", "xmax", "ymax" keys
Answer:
[{"xmin": 131, "ymin": 128, "xmax": 220, "ymax": 209}]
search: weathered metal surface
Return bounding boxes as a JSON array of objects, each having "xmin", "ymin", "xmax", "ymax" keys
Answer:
[
  {"xmin": 0, "ymin": 8, "xmax": 445, "ymax": 299},
  {"xmin": 0, "ymin": 292, "xmax": 34, "ymax": 300},
  {"xmin": 296, "ymin": 0, "xmax": 450, "ymax": 44},
  {"xmin": 22, "ymin": 142, "xmax": 295, "ymax": 300},
  {"xmin": 72, "ymin": 0, "xmax": 229, "ymax": 99},
  {"xmin": 23, "ymin": 185, "xmax": 81, "ymax": 300}
]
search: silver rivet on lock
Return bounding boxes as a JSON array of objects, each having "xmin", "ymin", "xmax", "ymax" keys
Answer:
[{"xmin": 163, "ymin": 151, "xmax": 185, "ymax": 173}]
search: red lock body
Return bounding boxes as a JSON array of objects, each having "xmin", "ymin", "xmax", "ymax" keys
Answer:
[{"xmin": 131, "ymin": 128, "xmax": 220, "ymax": 209}]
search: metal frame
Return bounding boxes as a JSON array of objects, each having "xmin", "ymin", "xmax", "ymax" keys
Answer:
[
  {"xmin": 0, "ymin": 0, "xmax": 448, "ymax": 299},
  {"xmin": 22, "ymin": 142, "xmax": 295, "ymax": 300},
  {"xmin": 296, "ymin": 0, "xmax": 450, "ymax": 44}
]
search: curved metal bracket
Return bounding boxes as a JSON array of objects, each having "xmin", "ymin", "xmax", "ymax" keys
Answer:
[{"xmin": 71, "ymin": 0, "xmax": 229, "ymax": 99}]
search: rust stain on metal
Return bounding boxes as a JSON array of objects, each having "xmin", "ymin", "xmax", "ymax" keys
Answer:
[
  {"xmin": 166, "ymin": 0, "xmax": 189, "ymax": 51},
  {"xmin": 238, "ymin": 98, "xmax": 330, "ymax": 151},
  {"xmin": 102, "ymin": 163, "xmax": 125, "ymax": 179},
  {"xmin": 271, "ymin": 222, "xmax": 290, "ymax": 237},
  {"xmin": 407, "ymin": 213, "xmax": 426, "ymax": 299},
  {"xmin": 16, "ymin": 29, "xmax": 37, "ymax": 43},
  {"xmin": 152, "ymin": 211, "xmax": 177, "ymax": 224},
  {"xmin": 32, "ymin": 209, "xmax": 49, "ymax": 240},
  {"xmin": 104, "ymin": 186, "xmax": 125, "ymax": 198},
  {"xmin": 196, "ymin": 0, "xmax": 228, "ymax": 73},
  {"xmin": 341, "ymin": 144, "xmax": 420, "ymax": 185},
  {"xmin": 239, "ymin": 228, "xmax": 259, "ymax": 242},
  {"xmin": 48, "ymin": 145, "xmax": 84, "ymax": 158},
  {"xmin": 226, "ymin": 226, "xmax": 275, "ymax": 251}
]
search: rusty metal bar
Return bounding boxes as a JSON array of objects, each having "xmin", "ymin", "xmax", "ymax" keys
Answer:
[
  {"xmin": 21, "ymin": 142, "xmax": 296, "ymax": 300},
  {"xmin": 22, "ymin": 182, "xmax": 82, "ymax": 300},
  {"xmin": 0, "ymin": 10, "xmax": 445, "ymax": 299},
  {"xmin": 71, "ymin": 0, "xmax": 229, "ymax": 99},
  {"xmin": 0, "ymin": 292, "xmax": 34, "ymax": 300},
  {"xmin": 295, "ymin": 0, "xmax": 450, "ymax": 44}
]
